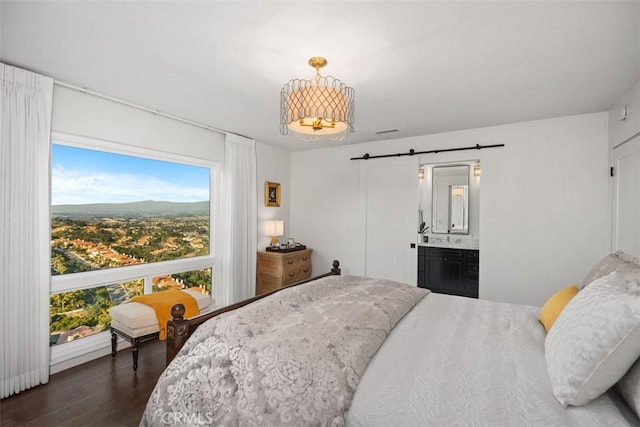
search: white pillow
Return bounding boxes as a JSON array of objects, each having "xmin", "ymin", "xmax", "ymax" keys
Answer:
[
  {"xmin": 580, "ymin": 251, "xmax": 639, "ymax": 289},
  {"xmin": 545, "ymin": 271, "xmax": 640, "ymax": 407},
  {"xmin": 617, "ymin": 358, "xmax": 640, "ymax": 417}
]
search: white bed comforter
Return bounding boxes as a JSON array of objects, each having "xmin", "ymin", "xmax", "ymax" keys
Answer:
[{"xmin": 347, "ymin": 292, "xmax": 634, "ymax": 426}]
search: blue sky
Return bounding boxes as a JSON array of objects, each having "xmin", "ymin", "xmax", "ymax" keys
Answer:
[{"xmin": 51, "ymin": 144, "xmax": 210, "ymax": 205}]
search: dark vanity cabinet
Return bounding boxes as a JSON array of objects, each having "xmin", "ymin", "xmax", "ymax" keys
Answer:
[{"xmin": 418, "ymin": 246, "xmax": 479, "ymax": 298}]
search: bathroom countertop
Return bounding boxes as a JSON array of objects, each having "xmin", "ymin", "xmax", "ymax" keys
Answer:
[{"xmin": 418, "ymin": 240, "xmax": 479, "ymax": 250}]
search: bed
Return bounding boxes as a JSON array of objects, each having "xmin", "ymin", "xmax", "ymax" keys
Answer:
[{"xmin": 141, "ymin": 256, "xmax": 640, "ymax": 426}]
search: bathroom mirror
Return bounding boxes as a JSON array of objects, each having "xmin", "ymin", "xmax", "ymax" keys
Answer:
[{"xmin": 432, "ymin": 165, "xmax": 469, "ymax": 234}]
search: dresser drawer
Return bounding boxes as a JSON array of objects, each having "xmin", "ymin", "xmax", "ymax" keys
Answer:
[
  {"xmin": 257, "ymin": 248, "xmax": 313, "ymax": 295},
  {"xmin": 283, "ymin": 264, "xmax": 312, "ymax": 286},
  {"xmin": 282, "ymin": 252, "xmax": 311, "ymax": 267}
]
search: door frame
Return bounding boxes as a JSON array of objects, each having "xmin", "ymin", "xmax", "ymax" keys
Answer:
[{"xmin": 611, "ymin": 134, "xmax": 640, "ymax": 257}]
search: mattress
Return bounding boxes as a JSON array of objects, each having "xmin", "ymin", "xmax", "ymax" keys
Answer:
[{"xmin": 347, "ymin": 292, "xmax": 634, "ymax": 426}]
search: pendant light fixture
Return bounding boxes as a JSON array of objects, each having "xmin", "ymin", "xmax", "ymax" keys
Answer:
[{"xmin": 280, "ymin": 57, "xmax": 354, "ymax": 141}]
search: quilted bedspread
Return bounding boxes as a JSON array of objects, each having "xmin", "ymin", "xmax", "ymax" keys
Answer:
[{"xmin": 140, "ymin": 275, "xmax": 428, "ymax": 426}]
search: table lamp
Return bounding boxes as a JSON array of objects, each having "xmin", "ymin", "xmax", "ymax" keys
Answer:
[{"xmin": 265, "ymin": 220, "xmax": 284, "ymax": 246}]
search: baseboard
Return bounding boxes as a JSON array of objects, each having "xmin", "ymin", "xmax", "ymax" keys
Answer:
[{"xmin": 49, "ymin": 331, "xmax": 131, "ymax": 375}]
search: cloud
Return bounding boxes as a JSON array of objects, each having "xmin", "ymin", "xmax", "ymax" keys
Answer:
[{"xmin": 51, "ymin": 165, "xmax": 209, "ymax": 205}]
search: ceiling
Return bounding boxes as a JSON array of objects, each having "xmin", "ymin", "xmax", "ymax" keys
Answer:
[{"xmin": 2, "ymin": 1, "xmax": 639, "ymax": 151}]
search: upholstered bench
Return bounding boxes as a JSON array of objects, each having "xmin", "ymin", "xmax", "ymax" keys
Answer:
[{"xmin": 109, "ymin": 289, "xmax": 211, "ymax": 371}]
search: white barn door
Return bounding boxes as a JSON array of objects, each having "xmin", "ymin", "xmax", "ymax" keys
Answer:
[
  {"xmin": 612, "ymin": 135, "xmax": 640, "ymax": 258},
  {"xmin": 361, "ymin": 158, "xmax": 419, "ymax": 285}
]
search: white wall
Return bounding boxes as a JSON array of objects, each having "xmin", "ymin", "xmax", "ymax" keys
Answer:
[
  {"xmin": 52, "ymin": 86, "xmax": 226, "ymax": 160},
  {"xmin": 256, "ymin": 142, "xmax": 291, "ymax": 250},
  {"xmin": 609, "ymin": 81, "xmax": 640, "ymax": 148},
  {"xmin": 291, "ymin": 112, "xmax": 610, "ymax": 306}
]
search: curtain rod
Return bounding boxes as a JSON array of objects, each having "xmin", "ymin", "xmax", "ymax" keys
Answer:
[
  {"xmin": 54, "ymin": 80, "xmax": 252, "ymax": 139},
  {"xmin": 350, "ymin": 143, "xmax": 505, "ymax": 161}
]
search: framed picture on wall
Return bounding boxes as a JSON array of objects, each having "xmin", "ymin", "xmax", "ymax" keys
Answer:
[{"xmin": 265, "ymin": 181, "xmax": 281, "ymax": 207}]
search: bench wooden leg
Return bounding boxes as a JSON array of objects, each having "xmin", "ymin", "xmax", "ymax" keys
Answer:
[
  {"xmin": 111, "ymin": 330, "xmax": 117, "ymax": 357},
  {"xmin": 110, "ymin": 327, "xmax": 157, "ymax": 372},
  {"xmin": 131, "ymin": 337, "xmax": 140, "ymax": 372}
]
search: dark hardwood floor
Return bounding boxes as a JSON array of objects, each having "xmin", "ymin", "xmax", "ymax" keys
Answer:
[{"xmin": 0, "ymin": 340, "xmax": 165, "ymax": 426}]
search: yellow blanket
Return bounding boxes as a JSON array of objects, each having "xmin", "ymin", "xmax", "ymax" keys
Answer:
[{"xmin": 131, "ymin": 289, "xmax": 199, "ymax": 340}]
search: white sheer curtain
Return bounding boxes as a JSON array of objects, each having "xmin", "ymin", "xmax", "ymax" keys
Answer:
[
  {"xmin": 214, "ymin": 134, "xmax": 257, "ymax": 307},
  {"xmin": 1, "ymin": 63, "xmax": 53, "ymax": 398}
]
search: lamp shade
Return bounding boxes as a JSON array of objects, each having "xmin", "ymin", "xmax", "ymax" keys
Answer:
[
  {"xmin": 265, "ymin": 220, "xmax": 284, "ymax": 237},
  {"xmin": 283, "ymin": 82, "xmax": 352, "ymax": 138},
  {"xmin": 280, "ymin": 57, "xmax": 354, "ymax": 141}
]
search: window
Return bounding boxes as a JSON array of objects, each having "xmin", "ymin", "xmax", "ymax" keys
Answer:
[
  {"xmin": 50, "ymin": 279, "xmax": 143, "ymax": 345},
  {"xmin": 50, "ymin": 134, "xmax": 215, "ymax": 346},
  {"xmin": 153, "ymin": 268, "xmax": 212, "ymax": 294}
]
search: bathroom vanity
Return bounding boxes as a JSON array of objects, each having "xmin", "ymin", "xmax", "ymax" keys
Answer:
[{"xmin": 417, "ymin": 243, "xmax": 479, "ymax": 298}]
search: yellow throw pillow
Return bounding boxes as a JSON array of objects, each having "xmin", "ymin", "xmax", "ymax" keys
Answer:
[{"xmin": 539, "ymin": 286, "xmax": 579, "ymax": 332}]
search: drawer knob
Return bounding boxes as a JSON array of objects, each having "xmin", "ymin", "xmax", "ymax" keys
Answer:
[
  {"xmin": 301, "ymin": 256, "xmax": 308, "ymax": 261},
  {"xmin": 302, "ymin": 268, "xmax": 309, "ymax": 273},
  {"xmin": 287, "ymin": 260, "xmax": 295, "ymax": 265}
]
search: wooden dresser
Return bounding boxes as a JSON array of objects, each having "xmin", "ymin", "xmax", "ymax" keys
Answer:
[{"xmin": 256, "ymin": 248, "xmax": 313, "ymax": 295}]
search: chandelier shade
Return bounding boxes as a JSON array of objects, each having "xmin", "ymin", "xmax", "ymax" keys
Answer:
[{"xmin": 280, "ymin": 57, "xmax": 354, "ymax": 141}]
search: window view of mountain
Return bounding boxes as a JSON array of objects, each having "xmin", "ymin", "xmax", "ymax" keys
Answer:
[
  {"xmin": 51, "ymin": 201, "xmax": 210, "ymax": 275},
  {"xmin": 50, "ymin": 201, "xmax": 211, "ymax": 345},
  {"xmin": 50, "ymin": 143, "xmax": 212, "ymax": 346},
  {"xmin": 52, "ymin": 200, "xmax": 210, "ymax": 216}
]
